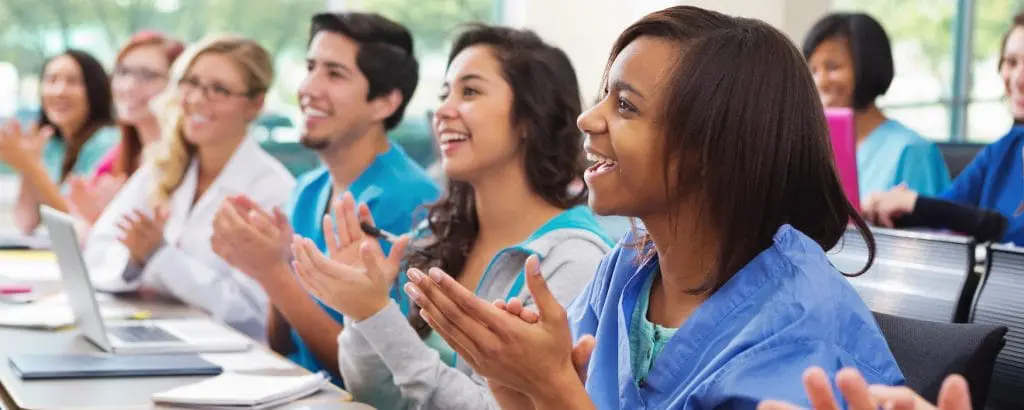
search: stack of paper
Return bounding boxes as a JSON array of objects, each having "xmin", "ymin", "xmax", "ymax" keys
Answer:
[
  {"xmin": 0, "ymin": 251, "xmax": 61, "ymax": 281},
  {"xmin": 152, "ymin": 372, "xmax": 329, "ymax": 409},
  {"xmin": 0, "ymin": 231, "xmax": 51, "ymax": 250},
  {"xmin": 0, "ymin": 303, "xmax": 137, "ymax": 329}
]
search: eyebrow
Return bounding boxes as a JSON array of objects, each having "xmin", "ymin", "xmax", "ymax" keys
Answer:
[
  {"xmin": 611, "ymin": 79, "xmax": 646, "ymax": 100},
  {"xmin": 442, "ymin": 73, "xmax": 487, "ymax": 88},
  {"xmin": 306, "ymin": 57, "xmax": 354, "ymax": 75}
]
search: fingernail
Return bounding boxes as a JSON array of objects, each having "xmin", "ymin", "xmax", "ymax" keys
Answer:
[
  {"xmin": 404, "ymin": 283, "xmax": 421, "ymax": 300},
  {"xmin": 407, "ymin": 268, "xmax": 423, "ymax": 282},
  {"xmin": 428, "ymin": 268, "xmax": 442, "ymax": 283}
]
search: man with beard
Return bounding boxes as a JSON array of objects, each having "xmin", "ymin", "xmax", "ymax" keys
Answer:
[{"xmin": 209, "ymin": 12, "xmax": 438, "ymax": 384}]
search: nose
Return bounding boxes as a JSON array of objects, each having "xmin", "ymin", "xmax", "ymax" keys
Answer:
[
  {"xmin": 298, "ymin": 70, "xmax": 323, "ymax": 100},
  {"xmin": 811, "ymin": 67, "xmax": 827, "ymax": 90},
  {"xmin": 434, "ymin": 94, "xmax": 459, "ymax": 121},
  {"xmin": 577, "ymin": 100, "xmax": 607, "ymax": 137},
  {"xmin": 1013, "ymin": 65, "xmax": 1024, "ymax": 91}
]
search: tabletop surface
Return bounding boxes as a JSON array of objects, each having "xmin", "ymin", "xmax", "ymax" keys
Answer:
[{"xmin": 0, "ymin": 251, "xmax": 368, "ymax": 410}]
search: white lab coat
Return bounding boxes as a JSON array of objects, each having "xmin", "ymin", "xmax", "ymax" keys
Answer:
[{"xmin": 83, "ymin": 136, "xmax": 296, "ymax": 340}]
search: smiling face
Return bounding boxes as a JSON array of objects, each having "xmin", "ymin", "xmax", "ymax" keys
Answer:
[
  {"xmin": 177, "ymin": 52, "xmax": 262, "ymax": 147},
  {"xmin": 41, "ymin": 55, "xmax": 90, "ymax": 136},
  {"xmin": 808, "ymin": 36, "xmax": 856, "ymax": 109},
  {"xmin": 433, "ymin": 45, "xmax": 521, "ymax": 182},
  {"xmin": 112, "ymin": 44, "xmax": 171, "ymax": 125},
  {"xmin": 1001, "ymin": 26, "xmax": 1024, "ymax": 120},
  {"xmin": 580, "ymin": 37, "xmax": 677, "ymax": 218}
]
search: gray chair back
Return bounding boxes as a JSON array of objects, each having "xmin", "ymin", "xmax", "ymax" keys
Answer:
[{"xmin": 971, "ymin": 244, "xmax": 1024, "ymax": 409}]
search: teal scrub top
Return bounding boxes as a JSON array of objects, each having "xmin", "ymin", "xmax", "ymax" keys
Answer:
[
  {"xmin": 284, "ymin": 141, "xmax": 440, "ymax": 386},
  {"xmin": 42, "ymin": 126, "xmax": 119, "ymax": 186},
  {"xmin": 857, "ymin": 119, "xmax": 951, "ymax": 198}
]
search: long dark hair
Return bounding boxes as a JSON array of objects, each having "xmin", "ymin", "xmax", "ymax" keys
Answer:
[
  {"xmin": 39, "ymin": 49, "xmax": 114, "ymax": 181},
  {"xmin": 617, "ymin": 6, "xmax": 875, "ymax": 294},
  {"xmin": 114, "ymin": 31, "xmax": 185, "ymax": 176},
  {"xmin": 405, "ymin": 25, "xmax": 586, "ymax": 336}
]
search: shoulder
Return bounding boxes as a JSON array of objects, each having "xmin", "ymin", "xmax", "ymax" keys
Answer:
[{"xmin": 981, "ymin": 126, "xmax": 1024, "ymax": 159}]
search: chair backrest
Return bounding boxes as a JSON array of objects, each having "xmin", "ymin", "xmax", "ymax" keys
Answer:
[
  {"xmin": 828, "ymin": 226, "xmax": 977, "ymax": 323},
  {"xmin": 873, "ymin": 312, "xmax": 1007, "ymax": 409},
  {"xmin": 970, "ymin": 244, "xmax": 1024, "ymax": 409},
  {"xmin": 936, "ymin": 142, "xmax": 985, "ymax": 179}
]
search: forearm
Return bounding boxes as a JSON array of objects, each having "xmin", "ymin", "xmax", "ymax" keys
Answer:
[
  {"xmin": 14, "ymin": 183, "xmax": 40, "ymax": 235},
  {"xmin": 489, "ymin": 384, "xmax": 536, "ymax": 410},
  {"xmin": 896, "ymin": 196, "xmax": 1008, "ymax": 242},
  {"xmin": 260, "ymin": 264, "xmax": 343, "ymax": 378},
  {"xmin": 19, "ymin": 160, "xmax": 69, "ymax": 212},
  {"xmin": 530, "ymin": 369, "xmax": 595, "ymax": 410},
  {"xmin": 267, "ymin": 306, "xmax": 297, "ymax": 356}
]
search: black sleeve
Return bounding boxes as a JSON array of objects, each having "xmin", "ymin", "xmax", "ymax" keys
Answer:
[{"xmin": 893, "ymin": 196, "xmax": 1009, "ymax": 243}]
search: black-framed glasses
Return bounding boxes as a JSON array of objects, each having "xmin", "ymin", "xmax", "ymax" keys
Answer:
[
  {"xmin": 177, "ymin": 76, "xmax": 258, "ymax": 102},
  {"xmin": 113, "ymin": 65, "xmax": 167, "ymax": 83}
]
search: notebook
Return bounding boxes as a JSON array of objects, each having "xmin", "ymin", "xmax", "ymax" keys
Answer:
[
  {"xmin": 8, "ymin": 353, "xmax": 222, "ymax": 380},
  {"xmin": 152, "ymin": 372, "xmax": 330, "ymax": 410}
]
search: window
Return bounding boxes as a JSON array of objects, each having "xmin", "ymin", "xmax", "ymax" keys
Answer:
[{"xmin": 832, "ymin": 0, "xmax": 1024, "ymax": 142}]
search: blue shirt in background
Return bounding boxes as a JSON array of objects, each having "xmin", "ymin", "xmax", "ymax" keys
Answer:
[
  {"xmin": 42, "ymin": 126, "xmax": 119, "ymax": 186},
  {"xmin": 567, "ymin": 225, "xmax": 904, "ymax": 409},
  {"xmin": 284, "ymin": 141, "xmax": 440, "ymax": 385},
  {"xmin": 939, "ymin": 126, "xmax": 1024, "ymax": 246},
  {"xmin": 858, "ymin": 119, "xmax": 951, "ymax": 198}
]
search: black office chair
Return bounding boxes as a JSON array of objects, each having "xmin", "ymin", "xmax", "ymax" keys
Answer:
[{"xmin": 872, "ymin": 311, "xmax": 1007, "ymax": 409}]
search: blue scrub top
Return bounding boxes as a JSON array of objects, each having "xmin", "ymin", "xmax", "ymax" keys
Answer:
[
  {"xmin": 284, "ymin": 141, "xmax": 440, "ymax": 385},
  {"xmin": 858, "ymin": 119, "xmax": 951, "ymax": 198},
  {"xmin": 567, "ymin": 225, "xmax": 904, "ymax": 409},
  {"xmin": 42, "ymin": 126, "xmax": 119, "ymax": 186},
  {"xmin": 939, "ymin": 126, "xmax": 1024, "ymax": 246}
]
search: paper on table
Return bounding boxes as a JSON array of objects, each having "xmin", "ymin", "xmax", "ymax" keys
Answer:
[
  {"xmin": 200, "ymin": 349, "xmax": 295, "ymax": 372},
  {"xmin": 152, "ymin": 372, "xmax": 331, "ymax": 410},
  {"xmin": 0, "ymin": 231, "xmax": 51, "ymax": 250},
  {"xmin": 0, "ymin": 303, "xmax": 138, "ymax": 329},
  {"xmin": 0, "ymin": 251, "xmax": 61, "ymax": 281}
]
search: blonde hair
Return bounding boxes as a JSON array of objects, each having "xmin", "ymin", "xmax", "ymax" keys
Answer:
[{"xmin": 149, "ymin": 34, "xmax": 274, "ymax": 205}]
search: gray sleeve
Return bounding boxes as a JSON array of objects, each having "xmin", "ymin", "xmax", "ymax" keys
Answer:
[
  {"xmin": 521, "ymin": 238, "xmax": 607, "ymax": 309},
  {"xmin": 337, "ymin": 317, "xmax": 411, "ymax": 410},
  {"xmin": 341, "ymin": 301, "xmax": 500, "ymax": 410}
]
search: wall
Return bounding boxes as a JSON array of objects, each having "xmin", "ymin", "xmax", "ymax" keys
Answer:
[{"xmin": 506, "ymin": 0, "xmax": 832, "ymax": 102}]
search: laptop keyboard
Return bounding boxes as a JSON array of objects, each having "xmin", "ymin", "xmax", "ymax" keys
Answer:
[{"xmin": 109, "ymin": 325, "xmax": 182, "ymax": 343}]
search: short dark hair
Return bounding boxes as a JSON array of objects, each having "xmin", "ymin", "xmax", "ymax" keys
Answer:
[
  {"xmin": 39, "ymin": 49, "xmax": 114, "ymax": 181},
  {"xmin": 310, "ymin": 12, "xmax": 419, "ymax": 130},
  {"xmin": 405, "ymin": 25, "xmax": 586, "ymax": 337},
  {"xmin": 802, "ymin": 12, "xmax": 894, "ymax": 110},
  {"xmin": 614, "ymin": 6, "xmax": 874, "ymax": 293},
  {"xmin": 999, "ymin": 12, "xmax": 1024, "ymax": 69}
]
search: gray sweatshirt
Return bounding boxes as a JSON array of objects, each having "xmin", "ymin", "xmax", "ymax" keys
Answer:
[{"xmin": 338, "ymin": 206, "xmax": 614, "ymax": 409}]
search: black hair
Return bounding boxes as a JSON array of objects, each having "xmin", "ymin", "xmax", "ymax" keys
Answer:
[
  {"xmin": 802, "ymin": 12, "xmax": 894, "ymax": 110},
  {"xmin": 310, "ymin": 12, "xmax": 419, "ymax": 130}
]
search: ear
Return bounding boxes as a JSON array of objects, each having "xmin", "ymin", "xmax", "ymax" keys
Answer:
[
  {"xmin": 369, "ymin": 89, "xmax": 403, "ymax": 125},
  {"xmin": 246, "ymin": 93, "xmax": 267, "ymax": 122}
]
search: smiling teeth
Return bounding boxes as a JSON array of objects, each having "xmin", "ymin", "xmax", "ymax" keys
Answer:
[
  {"xmin": 303, "ymin": 108, "xmax": 328, "ymax": 117},
  {"xmin": 586, "ymin": 152, "xmax": 616, "ymax": 165},
  {"xmin": 440, "ymin": 132, "xmax": 469, "ymax": 143},
  {"xmin": 191, "ymin": 114, "xmax": 209, "ymax": 123}
]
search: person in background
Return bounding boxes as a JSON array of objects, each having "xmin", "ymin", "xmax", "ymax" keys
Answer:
[
  {"xmin": 289, "ymin": 25, "xmax": 613, "ymax": 409},
  {"xmin": 209, "ymin": 12, "xmax": 437, "ymax": 383},
  {"xmin": 68, "ymin": 31, "xmax": 186, "ymax": 234},
  {"xmin": 404, "ymin": 6, "xmax": 903, "ymax": 409},
  {"xmin": 804, "ymin": 13, "xmax": 951, "ymax": 199},
  {"xmin": 0, "ymin": 49, "xmax": 118, "ymax": 234},
  {"xmin": 759, "ymin": 368, "xmax": 972, "ymax": 410},
  {"xmin": 863, "ymin": 12, "xmax": 1024, "ymax": 246},
  {"xmin": 83, "ymin": 35, "xmax": 295, "ymax": 339}
]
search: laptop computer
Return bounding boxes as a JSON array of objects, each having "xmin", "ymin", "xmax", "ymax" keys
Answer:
[
  {"xmin": 40, "ymin": 206, "xmax": 252, "ymax": 355},
  {"xmin": 825, "ymin": 107, "xmax": 861, "ymax": 212}
]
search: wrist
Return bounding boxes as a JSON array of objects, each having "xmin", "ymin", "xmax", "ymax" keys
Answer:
[
  {"xmin": 530, "ymin": 362, "xmax": 589, "ymax": 407},
  {"xmin": 260, "ymin": 262, "xmax": 300, "ymax": 292},
  {"xmin": 349, "ymin": 295, "xmax": 392, "ymax": 322}
]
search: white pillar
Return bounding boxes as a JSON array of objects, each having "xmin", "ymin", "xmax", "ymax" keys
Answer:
[{"xmin": 508, "ymin": 0, "xmax": 832, "ymax": 102}]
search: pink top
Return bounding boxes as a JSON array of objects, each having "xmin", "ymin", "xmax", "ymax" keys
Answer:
[
  {"xmin": 91, "ymin": 142, "xmax": 121, "ymax": 185},
  {"xmin": 824, "ymin": 107, "xmax": 860, "ymax": 212}
]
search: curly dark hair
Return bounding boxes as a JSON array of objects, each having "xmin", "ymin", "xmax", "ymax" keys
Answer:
[{"xmin": 405, "ymin": 24, "xmax": 586, "ymax": 336}]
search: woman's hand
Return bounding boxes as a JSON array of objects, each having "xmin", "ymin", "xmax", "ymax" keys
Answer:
[
  {"xmin": 758, "ymin": 367, "xmax": 972, "ymax": 410},
  {"xmin": 0, "ymin": 120, "xmax": 53, "ymax": 172},
  {"xmin": 861, "ymin": 184, "xmax": 919, "ymax": 228},
  {"xmin": 290, "ymin": 192, "xmax": 409, "ymax": 321},
  {"xmin": 117, "ymin": 207, "xmax": 169, "ymax": 263},
  {"xmin": 404, "ymin": 255, "xmax": 591, "ymax": 407},
  {"xmin": 211, "ymin": 195, "xmax": 294, "ymax": 284},
  {"xmin": 68, "ymin": 174, "xmax": 126, "ymax": 223}
]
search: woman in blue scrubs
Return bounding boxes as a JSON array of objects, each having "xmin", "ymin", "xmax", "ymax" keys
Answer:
[
  {"xmin": 863, "ymin": 12, "xmax": 1024, "ymax": 247},
  {"xmin": 804, "ymin": 13, "xmax": 951, "ymax": 199},
  {"xmin": 402, "ymin": 6, "xmax": 904, "ymax": 409}
]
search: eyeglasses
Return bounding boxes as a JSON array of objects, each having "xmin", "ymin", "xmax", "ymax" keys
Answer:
[
  {"xmin": 113, "ymin": 65, "xmax": 167, "ymax": 83},
  {"xmin": 177, "ymin": 76, "xmax": 258, "ymax": 102}
]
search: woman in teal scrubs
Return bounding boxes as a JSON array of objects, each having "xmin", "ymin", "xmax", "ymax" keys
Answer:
[
  {"xmin": 404, "ymin": 6, "xmax": 903, "ymax": 409},
  {"xmin": 0, "ymin": 49, "xmax": 117, "ymax": 234},
  {"xmin": 804, "ymin": 13, "xmax": 950, "ymax": 199}
]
